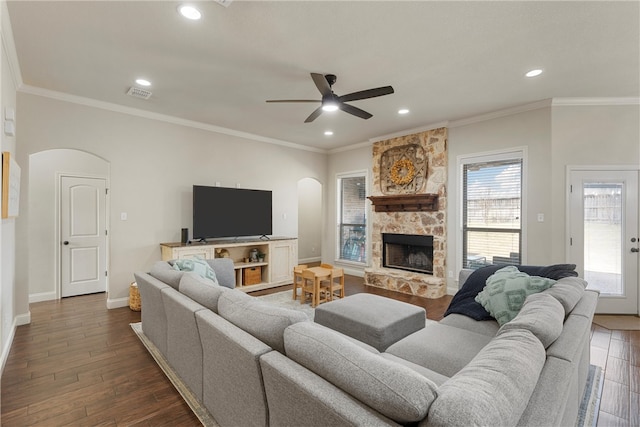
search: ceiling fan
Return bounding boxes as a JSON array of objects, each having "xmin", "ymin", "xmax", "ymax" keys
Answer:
[{"xmin": 266, "ymin": 73, "xmax": 394, "ymax": 123}]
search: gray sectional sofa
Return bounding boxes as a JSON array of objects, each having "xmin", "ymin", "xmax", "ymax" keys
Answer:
[{"xmin": 135, "ymin": 261, "xmax": 598, "ymax": 427}]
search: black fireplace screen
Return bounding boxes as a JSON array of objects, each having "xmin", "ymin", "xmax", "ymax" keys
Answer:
[{"xmin": 382, "ymin": 233, "xmax": 434, "ymax": 274}]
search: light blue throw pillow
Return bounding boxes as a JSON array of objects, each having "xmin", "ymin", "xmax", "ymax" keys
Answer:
[
  {"xmin": 172, "ymin": 256, "xmax": 219, "ymax": 285},
  {"xmin": 475, "ymin": 266, "xmax": 556, "ymax": 326}
]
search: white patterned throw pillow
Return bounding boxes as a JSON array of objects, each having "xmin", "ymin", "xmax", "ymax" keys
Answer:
[{"xmin": 172, "ymin": 256, "xmax": 219, "ymax": 285}]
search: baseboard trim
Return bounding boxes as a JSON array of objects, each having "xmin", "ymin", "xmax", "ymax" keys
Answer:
[
  {"xmin": 29, "ymin": 291, "xmax": 57, "ymax": 303},
  {"xmin": 107, "ymin": 297, "xmax": 129, "ymax": 309},
  {"xmin": 16, "ymin": 311, "xmax": 31, "ymax": 326},
  {"xmin": 1, "ymin": 317, "xmax": 18, "ymax": 375}
]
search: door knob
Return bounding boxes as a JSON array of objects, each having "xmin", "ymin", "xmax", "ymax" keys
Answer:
[
  {"xmin": 63, "ymin": 241, "xmax": 69, "ymax": 245},
  {"xmin": 632, "ymin": 247, "xmax": 639, "ymax": 253}
]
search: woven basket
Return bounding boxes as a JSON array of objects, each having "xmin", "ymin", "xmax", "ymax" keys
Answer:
[{"xmin": 129, "ymin": 282, "xmax": 141, "ymax": 311}]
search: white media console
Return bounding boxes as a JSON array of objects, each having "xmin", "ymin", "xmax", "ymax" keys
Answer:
[{"xmin": 160, "ymin": 237, "xmax": 297, "ymax": 292}]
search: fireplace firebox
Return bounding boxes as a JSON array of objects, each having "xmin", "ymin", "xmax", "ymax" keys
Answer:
[{"xmin": 382, "ymin": 233, "xmax": 434, "ymax": 275}]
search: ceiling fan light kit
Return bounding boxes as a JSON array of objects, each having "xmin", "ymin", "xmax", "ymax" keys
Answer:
[{"xmin": 266, "ymin": 73, "xmax": 394, "ymax": 123}]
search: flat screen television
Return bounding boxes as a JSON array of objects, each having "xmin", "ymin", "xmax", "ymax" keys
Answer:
[{"xmin": 193, "ymin": 185, "xmax": 272, "ymax": 240}]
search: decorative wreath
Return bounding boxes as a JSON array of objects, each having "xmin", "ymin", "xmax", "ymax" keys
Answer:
[{"xmin": 390, "ymin": 159, "xmax": 416, "ymax": 185}]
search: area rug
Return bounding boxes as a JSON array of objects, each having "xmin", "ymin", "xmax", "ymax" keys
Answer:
[
  {"xmin": 576, "ymin": 364, "xmax": 604, "ymax": 427},
  {"xmin": 257, "ymin": 289, "xmax": 316, "ymax": 320},
  {"xmin": 130, "ymin": 322, "xmax": 219, "ymax": 427},
  {"xmin": 593, "ymin": 315, "xmax": 640, "ymax": 331}
]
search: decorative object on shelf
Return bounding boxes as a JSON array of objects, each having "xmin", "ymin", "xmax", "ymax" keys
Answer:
[
  {"xmin": 380, "ymin": 143, "xmax": 427, "ymax": 194},
  {"xmin": 249, "ymin": 248, "xmax": 258, "ymax": 262},
  {"xmin": 216, "ymin": 248, "xmax": 230, "ymax": 258},
  {"xmin": 257, "ymin": 251, "xmax": 266, "ymax": 263}
]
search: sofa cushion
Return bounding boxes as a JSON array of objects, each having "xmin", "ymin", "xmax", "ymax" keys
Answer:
[
  {"xmin": 386, "ymin": 323, "xmax": 492, "ymax": 378},
  {"xmin": 149, "ymin": 261, "xmax": 184, "ymax": 290},
  {"xmin": 172, "ymin": 256, "xmax": 219, "ymax": 284},
  {"xmin": 542, "ymin": 277, "xmax": 586, "ymax": 316},
  {"xmin": 179, "ymin": 272, "xmax": 229, "ymax": 313},
  {"xmin": 380, "ymin": 353, "xmax": 450, "ymax": 386},
  {"xmin": 475, "ymin": 266, "xmax": 556, "ymax": 325},
  {"xmin": 439, "ymin": 313, "xmax": 499, "ymax": 337},
  {"xmin": 218, "ymin": 291, "xmax": 309, "ymax": 353},
  {"xmin": 425, "ymin": 328, "xmax": 546, "ymax": 427},
  {"xmin": 498, "ymin": 292, "xmax": 564, "ymax": 348},
  {"xmin": 444, "ymin": 264, "xmax": 577, "ymax": 321},
  {"xmin": 284, "ymin": 322, "xmax": 438, "ymax": 423},
  {"xmin": 206, "ymin": 258, "xmax": 235, "ymax": 289}
]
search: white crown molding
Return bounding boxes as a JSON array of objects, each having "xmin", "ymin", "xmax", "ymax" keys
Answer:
[
  {"xmin": 17, "ymin": 85, "xmax": 328, "ymax": 154},
  {"xmin": 552, "ymin": 97, "xmax": 640, "ymax": 106},
  {"xmin": 369, "ymin": 121, "xmax": 450, "ymax": 144},
  {"xmin": 328, "ymin": 139, "xmax": 372, "ymax": 155},
  {"xmin": 449, "ymin": 99, "xmax": 553, "ymax": 128},
  {"xmin": 1, "ymin": 1, "xmax": 23, "ymax": 90}
]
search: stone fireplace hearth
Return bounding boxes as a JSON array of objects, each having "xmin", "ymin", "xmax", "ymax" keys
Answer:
[{"xmin": 364, "ymin": 127, "xmax": 447, "ymax": 299}]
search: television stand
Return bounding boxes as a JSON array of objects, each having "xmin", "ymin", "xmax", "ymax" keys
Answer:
[{"xmin": 159, "ymin": 237, "xmax": 297, "ymax": 292}]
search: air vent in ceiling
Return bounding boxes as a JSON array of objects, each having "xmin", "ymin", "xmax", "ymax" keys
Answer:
[{"xmin": 126, "ymin": 86, "xmax": 152, "ymax": 100}]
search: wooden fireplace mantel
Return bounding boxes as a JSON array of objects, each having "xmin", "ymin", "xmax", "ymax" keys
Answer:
[{"xmin": 367, "ymin": 194, "xmax": 439, "ymax": 212}]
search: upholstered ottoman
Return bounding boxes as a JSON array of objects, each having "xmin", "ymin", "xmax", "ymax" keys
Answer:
[{"xmin": 314, "ymin": 293, "xmax": 426, "ymax": 351}]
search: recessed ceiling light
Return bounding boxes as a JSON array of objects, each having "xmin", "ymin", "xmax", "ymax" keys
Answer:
[
  {"xmin": 324, "ymin": 131, "xmax": 334, "ymax": 136},
  {"xmin": 525, "ymin": 69, "xmax": 543, "ymax": 78},
  {"xmin": 178, "ymin": 5, "xmax": 202, "ymax": 20},
  {"xmin": 135, "ymin": 78, "xmax": 151, "ymax": 87},
  {"xmin": 398, "ymin": 109, "xmax": 410, "ymax": 115}
]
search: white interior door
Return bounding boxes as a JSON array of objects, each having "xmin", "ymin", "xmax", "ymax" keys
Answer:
[
  {"xmin": 568, "ymin": 169, "xmax": 639, "ymax": 314},
  {"xmin": 61, "ymin": 176, "xmax": 107, "ymax": 297}
]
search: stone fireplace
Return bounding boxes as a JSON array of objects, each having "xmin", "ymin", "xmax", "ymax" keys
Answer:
[{"xmin": 365, "ymin": 127, "xmax": 447, "ymax": 299}]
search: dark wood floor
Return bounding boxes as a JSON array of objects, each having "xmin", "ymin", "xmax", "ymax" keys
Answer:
[{"xmin": 1, "ymin": 276, "xmax": 637, "ymax": 426}]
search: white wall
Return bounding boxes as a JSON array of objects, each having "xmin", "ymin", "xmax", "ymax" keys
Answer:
[
  {"xmin": 549, "ymin": 104, "xmax": 640, "ymax": 261},
  {"xmin": 15, "ymin": 93, "xmax": 327, "ymax": 310}
]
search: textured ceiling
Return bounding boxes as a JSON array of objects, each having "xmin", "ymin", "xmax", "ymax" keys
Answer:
[{"xmin": 7, "ymin": 1, "xmax": 640, "ymax": 151}]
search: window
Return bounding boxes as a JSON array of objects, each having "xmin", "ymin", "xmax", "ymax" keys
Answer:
[
  {"xmin": 461, "ymin": 151, "xmax": 524, "ymax": 269},
  {"xmin": 337, "ymin": 172, "xmax": 367, "ymax": 263}
]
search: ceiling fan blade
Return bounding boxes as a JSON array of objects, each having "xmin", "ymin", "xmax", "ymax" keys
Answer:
[
  {"xmin": 304, "ymin": 106, "xmax": 324, "ymax": 123},
  {"xmin": 338, "ymin": 86, "xmax": 394, "ymax": 103},
  {"xmin": 311, "ymin": 73, "xmax": 332, "ymax": 97},
  {"xmin": 266, "ymin": 99, "xmax": 320, "ymax": 103},
  {"xmin": 339, "ymin": 103, "xmax": 373, "ymax": 120}
]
